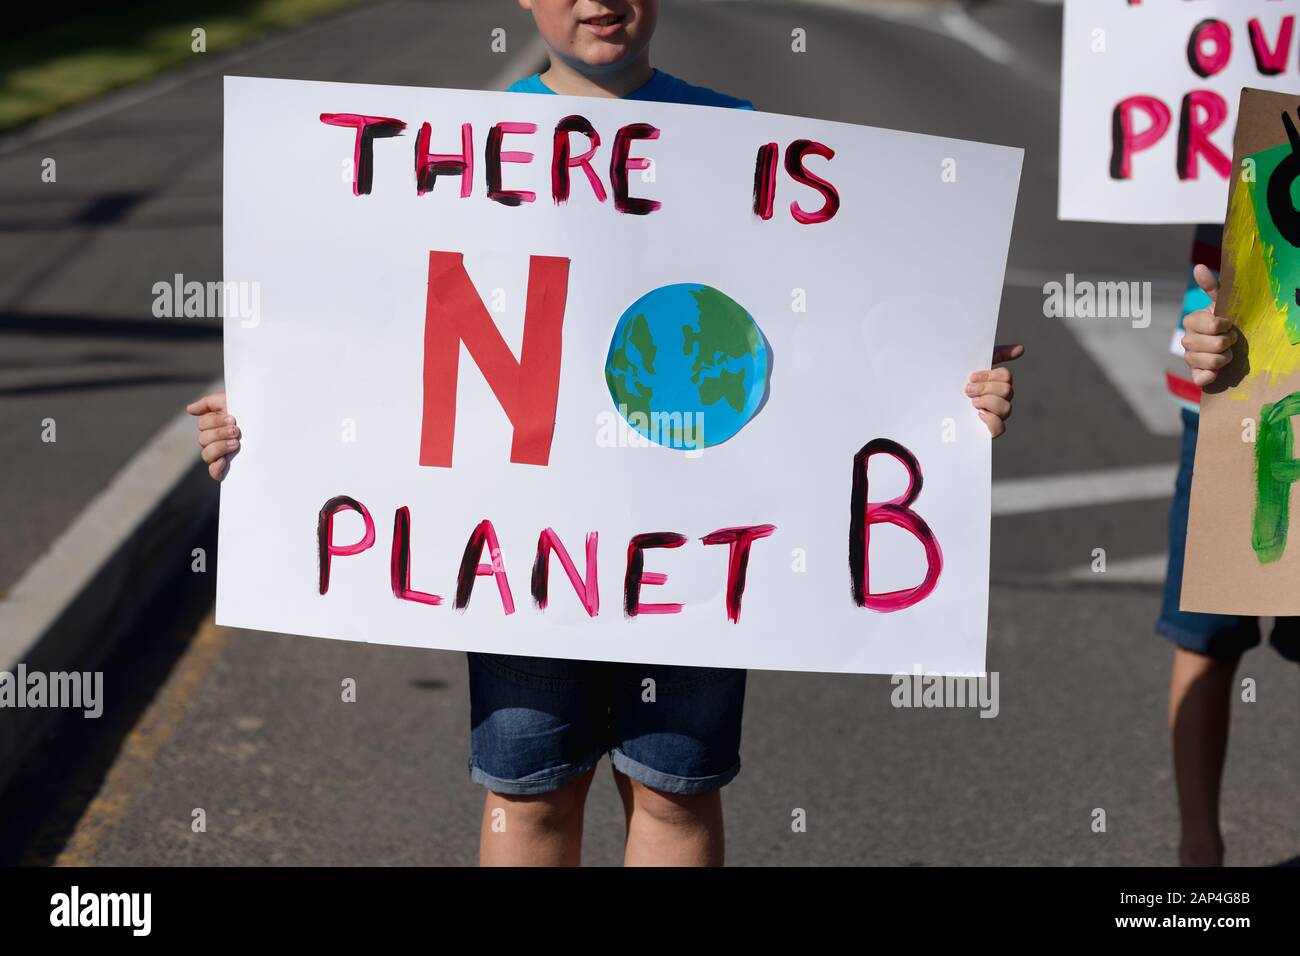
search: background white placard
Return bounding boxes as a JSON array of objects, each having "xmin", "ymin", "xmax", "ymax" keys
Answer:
[
  {"xmin": 217, "ymin": 76, "xmax": 1022, "ymax": 675},
  {"xmin": 1060, "ymin": 0, "xmax": 1300, "ymax": 224}
]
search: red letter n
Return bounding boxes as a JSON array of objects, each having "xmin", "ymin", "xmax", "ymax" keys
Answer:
[{"xmin": 420, "ymin": 251, "xmax": 570, "ymax": 467}]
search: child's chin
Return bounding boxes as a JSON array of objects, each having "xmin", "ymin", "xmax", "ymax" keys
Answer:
[{"xmin": 571, "ymin": 39, "xmax": 635, "ymax": 68}]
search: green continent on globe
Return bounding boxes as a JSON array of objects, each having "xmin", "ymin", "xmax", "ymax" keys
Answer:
[
  {"xmin": 682, "ymin": 286, "xmax": 760, "ymax": 412},
  {"xmin": 699, "ymin": 368, "xmax": 748, "ymax": 414},
  {"xmin": 604, "ymin": 282, "xmax": 768, "ymax": 450},
  {"xmin": 606, "ymin": 311, "xmax": 656, "ymax": 425}
]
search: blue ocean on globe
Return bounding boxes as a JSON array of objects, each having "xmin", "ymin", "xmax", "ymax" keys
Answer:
[{"xmin": 604, "ymin": 283, "xmax": 769, "ymax": 450}]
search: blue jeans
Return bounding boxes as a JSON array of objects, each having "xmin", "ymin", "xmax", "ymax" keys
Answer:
[
  {"xmin": 1157, "ymin": 409, "xmax": 1300, "ymax": 661},
  {"xmin": 467, "ymin": 652, "xmax": 746, "ymax": 796}
]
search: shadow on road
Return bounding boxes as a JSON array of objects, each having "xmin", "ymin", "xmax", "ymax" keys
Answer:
[
  {"xmin": 0, "ymin": 371, "xmax": 214, "ymax": 397},
  {"xmin": 0, "ymin": 517, "xmax": 219, "ymax": 866},
  {"xmin": 0, "ymin": 311, "xmax": 222, "ymax": 339}
]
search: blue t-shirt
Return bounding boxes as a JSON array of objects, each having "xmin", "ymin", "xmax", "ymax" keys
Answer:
[{"xmin": 506, "ymin": 68, "xmax": 754, "ymax": 110}]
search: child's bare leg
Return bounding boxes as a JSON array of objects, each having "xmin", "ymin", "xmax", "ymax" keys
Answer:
[
  {"xmin": 1168, "ymin": 647, "xmax": 1238, "ymax": 866},
  {"xmin": 613, "ymin": 767, "xmax": 724, "ymax": 866},
  {"xmin": 479, "ymin": 768, "xmax": 596, "ymax": 866}
]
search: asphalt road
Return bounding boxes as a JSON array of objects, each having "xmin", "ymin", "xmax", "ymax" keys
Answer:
[{"xmin": 2, "ymin": 0, "xmax": 1296, "ymax": 866}]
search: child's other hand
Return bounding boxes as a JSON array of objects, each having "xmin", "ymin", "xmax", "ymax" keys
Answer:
[
  {"xmin": 187, "ymin": 391, "xmax": 239, "ymax": 481},
  {"xmin": 1181, "ymin": 264, "xmax": 1237, "ymax": 388},
  {"xmin": 966, "ymin": 343, "xmax": 1024, "ymax": 439}
]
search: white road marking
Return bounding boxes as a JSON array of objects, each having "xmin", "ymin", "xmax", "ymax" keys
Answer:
[
  {"xmin": 992, "ymin": 462, "xmax": 1177, "ymax": 517},
  {"xmin": 722, "ymin": 0, "xmax": 1054, "ymax": 86},
  {"xmin": 936, "ymin": 5, "xmax": 1016, "ymax": 65},
  {"xmin": 1053, "ymin": 552, "xmax": 1168, "ymax": 585}
]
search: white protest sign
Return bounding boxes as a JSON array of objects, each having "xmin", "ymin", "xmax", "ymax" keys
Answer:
[
  {"xmin": 216, "ymin": 76, "xmax": 1022, "ymax": 675},
  {"xmin": 1060, "ymin": 0, "xmax": 1300, "ymax": 223}
]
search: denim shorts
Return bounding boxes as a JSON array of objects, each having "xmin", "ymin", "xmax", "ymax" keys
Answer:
[
  {"xmin": 1157, "ymin": 409, "xmax": 1300, "ymax": 661},
  {"xmin": 466, "ymin": 652, "xmax": 746, "ymax": 796}
]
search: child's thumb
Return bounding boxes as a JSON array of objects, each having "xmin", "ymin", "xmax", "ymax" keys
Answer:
[{"xmin": 1193, "ymin": 263, "xmax": 1220, "ymax": 302}]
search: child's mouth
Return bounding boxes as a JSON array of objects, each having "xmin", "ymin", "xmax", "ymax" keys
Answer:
[{"xmin": 579, "ymin": 13, "xmax": 627, "ymax": 39}]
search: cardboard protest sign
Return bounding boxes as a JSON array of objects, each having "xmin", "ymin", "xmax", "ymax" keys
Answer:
[
  {"xmin": 216, "ymin": 76, "xmax": 1022, "ymax": 675},
  {"xmin": 1060, "ymin": 0, "xmax": 1300, "ymax": 223},
  {"xmin": 1184, "ymin": 88, "xmax": 1300, "ymax": 615}
]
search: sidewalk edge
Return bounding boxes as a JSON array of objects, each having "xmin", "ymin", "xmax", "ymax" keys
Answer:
[{"xmin": 0, "ymin": 380, "xmax": 223, "ymax": 794}]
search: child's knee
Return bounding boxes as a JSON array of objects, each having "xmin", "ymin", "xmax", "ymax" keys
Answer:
[
  {"xmin": 489, "ymin": 770, "xmax": 594, "ymax": 827},
  {"xmin": 627, "ymin": 777, "xmax": 720, "ymax": 825},
  {"xmin": 1173, "ymin": 645, "xmax": 1241, "ymax": 674}
]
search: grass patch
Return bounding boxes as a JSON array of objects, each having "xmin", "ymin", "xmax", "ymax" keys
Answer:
[{"xmin": 0, "ymin": 0, "xmax": 365, "ymax": 132}]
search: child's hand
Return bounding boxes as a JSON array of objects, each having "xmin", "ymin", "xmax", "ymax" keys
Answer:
[
  {"xmin": 1181, "ymin": 264, "xmax": 1237, "ymax": 388},
  {"xmin": 966, "ymin": 343, "xmax": 1024, "ymax": 439},
  {"xmin": 187, "ymin": 392, "xmax": 239, "ymax": 481}
]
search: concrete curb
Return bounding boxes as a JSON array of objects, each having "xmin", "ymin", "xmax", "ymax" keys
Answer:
[
  {"xmin": 0, "ymin": 22, "xmax": 547, "ymax": 796},
  {"xmin": 0, "ymin": 5, "xmax": 404, "ymax": 792},
  {"xmin": 0, "ymin": 380, "xmax": 223, "ymax": 794}
]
